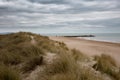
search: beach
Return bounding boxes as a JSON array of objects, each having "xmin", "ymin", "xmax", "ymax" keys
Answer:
[{"xmin": 49, "ymin": 36, "xmax": 120, "ymax": 66}]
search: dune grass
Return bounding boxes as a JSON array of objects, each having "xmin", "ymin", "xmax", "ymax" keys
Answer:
[
  {"xmin": 93, "ymin": 54, "xmax": 120, "ymax": 80},
  {"xmin": 0, "ymin": 32, "xmax": 119, "ymax": 80},
  {"xmin": 71, "ymin": 49, "xmax": 89, "ymax": 62},
  {"xmin": 37, "ymin": 52, "xmax": 104, "ymax": 80},
  {"xmin": 0, "ymin": 48, "xmax": 22, "ymax": 65},
  {"xmin": 0, "ymin": 45, "xmax": 44, "ymax": 65},
  {"xmin": 0, "ymin": 65, "xmax": 21, "ymax": 80},
  {"xmin": 22, "ymin": 55, "xmax": 43, "ymax": 73}
]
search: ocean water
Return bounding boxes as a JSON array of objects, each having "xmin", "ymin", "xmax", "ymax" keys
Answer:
[{"xmin": 79, "ymin": 33, "xmax": 120, "ymax": 43}]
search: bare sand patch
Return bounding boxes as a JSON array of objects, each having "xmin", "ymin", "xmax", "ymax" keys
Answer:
[{"xmin": 49, "ymin": 37, "xmax": 120, "ymax": 66}]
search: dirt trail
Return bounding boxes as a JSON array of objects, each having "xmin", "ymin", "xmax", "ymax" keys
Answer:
[
  {"xmin": 30, "ymin": 36, "xmax": 37, "ymax": 45},
  {"xmin": 23, "ymin": 53, "xmax": 56, "ymax": 80}
]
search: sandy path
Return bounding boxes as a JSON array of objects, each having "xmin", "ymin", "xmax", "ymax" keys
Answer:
[
  {"xmin": 30, "ymin": 36, "xmax": 36, "ymax": 45},
  {"xmin": 49, "ymin": 37, "xmax": 120, "ymax": 66}
]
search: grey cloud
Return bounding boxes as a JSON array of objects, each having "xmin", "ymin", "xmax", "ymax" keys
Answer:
[
  {"xmin": 85, "ymin": 18, "xmax": 120, "ymax": 28},
  {"xmin": 0, "ymin": 0, "xmax": 70, "ymax": 15},
  {"xmin": 0, "ymin": 0, "xmax": 119, "ymax": 15},
  {"xmin": 0, "ymin": 0, "xmax": 120, "ymax": 33},
  {"xmin": 59, "ymin": 15, "xmax": 120, "ymax": 28},
  {"xmin": 28, "ymin": 0, "xmax": 67, "ymax": 4}
]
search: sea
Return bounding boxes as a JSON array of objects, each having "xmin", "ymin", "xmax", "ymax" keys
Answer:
[
  {"xmin": 0, "ymin": 32, "xmax": 120, "ymax": 43},
  {"xmin": 79, "ymin": 33, "xmax": 120, "ymax": 43},
  {"xmin": 41, "ymin": 33, "xmax": 120, "ymax": 43}
]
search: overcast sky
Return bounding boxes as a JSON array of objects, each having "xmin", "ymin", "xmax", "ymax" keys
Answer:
[{"xmin": 0, "ymin": 0, "xmax": 120, "ymax": 33}]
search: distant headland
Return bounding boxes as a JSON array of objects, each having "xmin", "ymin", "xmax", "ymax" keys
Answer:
[{"xmin": 63, "ymin": 35, "xmax": 95, "ymax": 37}]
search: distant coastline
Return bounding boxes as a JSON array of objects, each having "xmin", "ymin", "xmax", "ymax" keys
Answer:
[{"xmin": 63, "ymin": 35, "xmax": 95, "ymax": 37}]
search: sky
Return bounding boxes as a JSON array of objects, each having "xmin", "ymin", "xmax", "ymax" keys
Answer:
[{"xmin": 0, "ymin": 0, "xmax": 120, "ymax": 33}]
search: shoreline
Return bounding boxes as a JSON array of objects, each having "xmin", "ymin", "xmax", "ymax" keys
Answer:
[
  {"xmin": 77, "ymin": 37, "xmax": 120, "ymax": 44},
  {"xmin": 49, "ymin": 36, "xmax": 120, "ymax": 66},
  {"xmin": 75, "ymin": 37, "xmax": 120, "ymax": 45}
]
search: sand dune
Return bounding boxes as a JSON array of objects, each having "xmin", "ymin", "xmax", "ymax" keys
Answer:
[{"xmin": 49, "ymin": 36, "xmax": 120, "ymax": 66}]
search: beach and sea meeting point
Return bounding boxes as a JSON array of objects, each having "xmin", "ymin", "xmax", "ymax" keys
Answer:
[{"xmin": 0, "ymin": 0, "xmax": 120, "ymax": 80}]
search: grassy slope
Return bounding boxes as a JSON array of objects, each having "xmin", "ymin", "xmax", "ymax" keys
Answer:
[{"xmin": 0, "ymin": 32, "xmax": 119, "ymax": 80}]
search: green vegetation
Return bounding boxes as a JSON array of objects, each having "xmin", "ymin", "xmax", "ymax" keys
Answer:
[{"xmin": 0, "ymin": 32, "xmax": 119, "ymax": 80}]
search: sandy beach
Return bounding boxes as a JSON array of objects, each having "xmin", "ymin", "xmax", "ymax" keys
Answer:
[{"xmin": 49, "ymin": 36, "xmax": 120, "ymax": 66}]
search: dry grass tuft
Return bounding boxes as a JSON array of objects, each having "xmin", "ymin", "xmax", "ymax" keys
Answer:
[
  {"xmin": 0, "ymin": 65, "xmax": 21, "ymax": 80},
  {"xmin": 22, "ymin": 55, "xmax": 43, "ymax": 73},
  {"xmin": 71, "ymin": 49, "xmax": 89, "ymax": 62},
  {"xmin": 38, "ymin": 53, "xmax": 104, "ymax": 80},
  {"xmin": 93, "ymin": 54, "xmax": 120, "ymax": 80}
]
